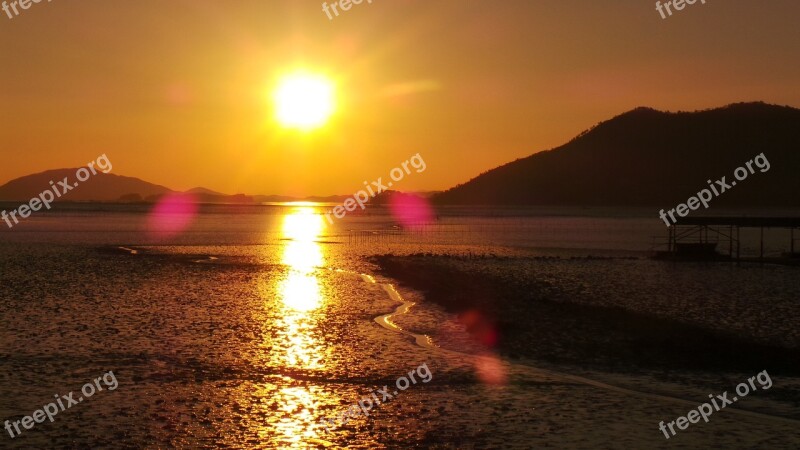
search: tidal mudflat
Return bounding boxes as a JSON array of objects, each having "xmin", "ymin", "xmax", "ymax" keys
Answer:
[{"xmin": 1, "ymin": 207, "xmax": 799, "ymax": 448}]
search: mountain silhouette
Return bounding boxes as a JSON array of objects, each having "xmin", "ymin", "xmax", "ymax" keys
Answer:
[
  {"xmin": 433, "ymin": 102, "xmax": 800, "ymax": 206},
  {"xmin": 0, "ymin": 169, "xmax": 172, "ymax": 202},
  {"xmin": 0, "ymin": 171, "xmax": 259, "ymax": 204}
]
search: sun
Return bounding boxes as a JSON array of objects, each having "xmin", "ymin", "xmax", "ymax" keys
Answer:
[{"xmin": 273, "ymin": 73, "xmax": 335, "ymax": 130}]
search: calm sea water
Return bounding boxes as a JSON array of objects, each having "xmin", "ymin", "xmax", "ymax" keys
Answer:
[{"xmin": 1, "ymin": 203, "xmax": 797, "ymax": 256}]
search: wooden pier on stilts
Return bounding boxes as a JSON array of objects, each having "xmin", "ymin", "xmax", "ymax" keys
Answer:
[{"xmin": 654, "ymin": 217, "xmax": 800, "ymax": 263}]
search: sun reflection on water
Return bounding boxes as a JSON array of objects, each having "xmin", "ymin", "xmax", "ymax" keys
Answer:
[
  {"xmin": 277, "ymin": 206, "xmax": 327, "ymax": 367},
  {"xmin": 259, "ymin": 206, "xmax": 333, "ymax": 446},
  {"xmin": 273, "ymin": 386, "xmax": 322, "ymax": 446},
  {"xmin": 280, "ymin": 209, "xmax": 324, "ymax": 311}
]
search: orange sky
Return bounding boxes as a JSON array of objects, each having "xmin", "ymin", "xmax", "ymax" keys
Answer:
[{"xmin": 1, "ymin": 0, "xmax": 799, "ymax": 196}]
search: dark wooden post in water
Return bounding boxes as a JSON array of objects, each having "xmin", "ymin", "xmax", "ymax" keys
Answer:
[
  {"xmin": 760, "ymin": 226, "xmax": 764, "ymax": 261},
  {"xmin": 668, "ymin": 226, "xmax": 674, "ymax": 253},
  {"xmin": 737, "ymin": 226, "xmax": 741, "ymax": 261},
  {"xmin": 729, "ymin": 225, "xmax": 733, "ymax": 258}
]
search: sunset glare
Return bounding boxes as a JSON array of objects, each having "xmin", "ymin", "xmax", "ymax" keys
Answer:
[{"xmin": 273, "ymin": 74, "xmax": 335, "ymax": 130}]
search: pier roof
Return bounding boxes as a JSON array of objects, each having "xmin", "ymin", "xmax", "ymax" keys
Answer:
[{"xmin": 675, "ymin": 217, "xmax": 800, "ymax": 228}]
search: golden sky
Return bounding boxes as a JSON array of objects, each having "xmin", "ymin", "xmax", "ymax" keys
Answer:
[{"xmin": 1, "ymin": 0, "xmax": 799, "ymax": 196}]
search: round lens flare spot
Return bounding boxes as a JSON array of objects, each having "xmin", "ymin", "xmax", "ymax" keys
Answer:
[{"xmin": 273, "ymin": 74, "xmax": 335, "ymax": 130}]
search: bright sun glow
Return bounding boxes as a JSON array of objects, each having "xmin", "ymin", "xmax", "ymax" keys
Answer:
[{"xmin": 274, "ymin": 74, "xmax": 334, "ymax": 130}]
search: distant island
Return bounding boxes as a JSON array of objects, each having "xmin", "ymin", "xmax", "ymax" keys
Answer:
[{"xmin": 2, "ymin": 102, "xmax": 798, "ymax": 207}]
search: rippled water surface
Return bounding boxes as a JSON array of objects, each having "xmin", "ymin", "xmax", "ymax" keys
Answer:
[{"xmin": 1, "ymin": 205, "xmax": 799, "ymax": 448}]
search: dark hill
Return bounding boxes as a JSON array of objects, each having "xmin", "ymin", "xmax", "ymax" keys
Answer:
[
  {"xmin": 433, "ymin": 102, "xmax": 800, "ymax": 206},
  {"xmin": 0, "ymin": 169, "xmax": 172, "ymax": 202},
  {"xmin": 0, "ymin": 171, "xmax": 259, "ymax": 204}
]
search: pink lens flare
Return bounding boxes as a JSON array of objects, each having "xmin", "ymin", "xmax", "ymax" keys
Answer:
[
  {"xmin": 389, "ymin": 193, "xmax": 434, "ymax": 228},
  {"xmin": 474, "ymin": 353, "xmax": 508, "ymax": 385},
  {"xmin": 459, "ymin": 309, "xmax": 499, "ymax": 348},
  {"xmin": 165, "ymin": 82, "xmax": 193, "ymax": 106},
  {"xmin": 146, "ymin": 193, "xmax": 198, "ymax": 238}
]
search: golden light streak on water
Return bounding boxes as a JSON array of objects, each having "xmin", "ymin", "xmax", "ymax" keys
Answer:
[
  {"xmin": 278, "ymin": 206, "xmax": 327, "ymax": 367},
  {"xmin": 272, "ymin": 386, "xmax": 325, "ymax": 446},
  {"xmin": 254, "ymin": 206, "xmax": 335, "ymax": 446}
]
